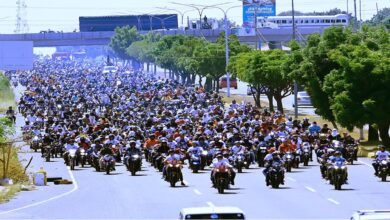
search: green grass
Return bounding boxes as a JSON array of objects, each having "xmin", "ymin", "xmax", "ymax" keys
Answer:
[
  {"xmin": 0, "ymin": 184, "xmax": 22, "ymax": 204},
  {"xmin": 0, "ymin": 72, "xmax": 16, "ymax": 113}
]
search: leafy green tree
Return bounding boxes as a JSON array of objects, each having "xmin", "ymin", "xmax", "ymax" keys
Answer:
[
  {"xmin": 369, "ymin": 7, "xmax": 390, "ymax": 28},
  {"xmin": 322, "ymin": 28, "xmax": 390, "ymax": 146},
  {"xmin": 229, "ymin": 49, "xmax": 292, "ymax": 112},
  {"xmin": 109, "ymin": 26, "xmax": 141, "ymax": 61}
]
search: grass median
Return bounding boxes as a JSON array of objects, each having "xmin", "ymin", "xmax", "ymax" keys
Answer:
[
  {"xmin": 0, "ymin": 72, "xmax": 16, "ymax": 113},
  {"xmin": 0, "ymin": 71, "xmax": 28, "ymax": 203}
]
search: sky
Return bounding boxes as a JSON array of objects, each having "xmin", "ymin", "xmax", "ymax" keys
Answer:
[{"xmin": 0, "ymin": 0, "xmax": 389, "ymax": 33}]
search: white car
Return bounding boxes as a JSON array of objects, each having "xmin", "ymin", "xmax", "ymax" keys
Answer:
[
  {"xmin": 351, "ymin": 210, "xmax": 390, "ymax": 220},
  {"xmin": 293, "ymin": 91, "xmax": 312, "ymax": 107},
  {"xmin": 102, "ymin": 66, "xmax": 118, "ymax": 74},
  {"xmin": 179, "ymin": 207, "xmax": 245, "ymax": 219}
]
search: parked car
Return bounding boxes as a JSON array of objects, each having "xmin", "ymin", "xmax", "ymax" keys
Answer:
[
  {"xmin": 219, "ymin": 76, "xmax": 237, "ymax": 89},
  {"xmin": 293, "ymin": 91, "xmax": 312, "ymax": 107},
  {"xmin": 179, "ymin": 207, "xmax": 245, "ymax": 220},
  {"xmin": 350, "ymin": 210, "xmax": 390, "ymax": 220},
  {"xmin": 247, "ymin": 85, "xmax": 254, "ymax": 95}
]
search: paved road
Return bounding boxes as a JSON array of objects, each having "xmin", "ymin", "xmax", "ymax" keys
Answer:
[
  {"xmin": 1, "ymin": 80, "xmax": 389, "ymax": 220},
  {"xmin": 1, "ymin": 146, "xmax": 389, "ymax": 219}
]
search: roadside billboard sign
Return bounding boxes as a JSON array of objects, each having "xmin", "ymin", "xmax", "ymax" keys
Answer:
[{"xmin": 243, "ymin": 0, "xmax": 276, "ymax": 28}]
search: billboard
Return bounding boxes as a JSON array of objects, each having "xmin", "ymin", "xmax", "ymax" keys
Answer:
[
  {"xmin": 243, "ymin": 0, "xmax": 276, "ymax": 28},
  {"xmin": 0, "ymin": 41, "xmax": 33, "ymax": 70}
]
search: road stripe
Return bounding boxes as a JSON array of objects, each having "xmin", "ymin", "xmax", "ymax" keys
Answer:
[
  {"xmin": 327, "ymin": 198, "xmax": 340, "ymax": 205},
  {"xmin": 0, "ymin": 167, "xmax": 78, "ymax": 215},
  {"xmin": 207, "ymin": 202, "xmax": 215, "ymax": 207},
  {"xmin": 358, "ymin": 159, "xmax": 372, "ymax": 168},
  {"xmin": 287, "ymin": 177, "xmax": 296, "ymax": 182},
  {"xmin": 193, "ymin": 189, "xmax": 202, "ymax": 195},
  {"xmin": 305, "ymin": 186, "xmax": 316, "ymax": 192}
]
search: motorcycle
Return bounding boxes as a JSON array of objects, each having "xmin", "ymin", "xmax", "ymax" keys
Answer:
[
  {"xmin": 79, "ymin": 148, "xmax": 87, "ymax": 167},
  {"xmin": 127, "ymin": 154, "xmax": 142, "ymax": 176},
  {"xmin": 101, "ymin": 154, "xmax": 114, "ymax": 175},
  {"xmin": 200, "ymin": 150, "xmax": 208, "ymax": 169},
  {"xmin": 68, "ymin": 149, "xmax": 77, "ymax": 170},
  {"xmin": 284, "ymin": 152, "xmax": 294, "ymax": 172},
  {"xmin": 268, "ymin": 161, "xmax": 284, "ymax": 189},
  {"xmin": 90, "ymin": 151, "xmax": 101, "ymax": 172},
  {"xmin": 378, "ymin": 160, "xmax": 389, "ymax": 182},
  {"xmin": 43, "ymin": 145, "xmax": 52, "ymax": 162},
  {"xmin": 155, "ymin": 153, "xmax": 167, "ymax": 172},
  {"xmin": 234, "ymin": 153, "xmax": 246, "ymax": 173},
  {"xmin": 256, "ymin": 144, "xmax": 268, "ymax": 167},
  {"xmin": 294, "ymin": 149, "xmax": 301, "ymax": 168},
  {"xmin": 213, "ymin": 165, "xmax": 230, "ymax": 194},
  {"xmin": 331, "ymin": 161, "xmax": 347, "ymax": 190},
  {"xmin": 318, "ymin": 157, "xmax": 328, "ymax": 179},
  {"xmin": 301, "ymin": 143, "xmax": 311, "ymax": 166},
  {"xmin": 30, "ymin": 135, "xmax": 42, "ymax": 152},
  {"xmin": 346, "ymin": 144, "xmax": 357, "ymax": 164},
  {"xmin": 111, "ymin": 145, "xmax": 122, "ymax": 163},
  {"xmin": 166, "ymin": 160, "xmax": 181, "ymax": 187},
  {"xmin": 189, "ymin": 153, "xmax": 201, "ymax": 173}
]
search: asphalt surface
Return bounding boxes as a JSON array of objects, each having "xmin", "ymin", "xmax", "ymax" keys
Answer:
[{"xmin": 1, "ymin": 81, "xmax": 389, "ymax": 220}]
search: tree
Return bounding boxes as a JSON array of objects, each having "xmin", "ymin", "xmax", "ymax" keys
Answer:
[
  {"xmin": 109, "ymin": 26, "xmax": 141, "ymax": 61},
  {"xmin": 324, "ymin": 46, "xmax": 390, "ymax": 146},
  {"xmin": 298, "ymin": 27, "xmax": 350, "ymax": 127},
  {"xmin": 229, "ymin": 49, "xmax": 293, "ymax": 112},
  {"xmin": 369, "ymin": 7, "xmax": 390, "ymax": 28}
]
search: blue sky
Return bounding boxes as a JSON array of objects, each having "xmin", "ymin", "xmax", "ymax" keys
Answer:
[{"xmin": 1, "ymin": 0, "xmax": 389, "ymax": 33}]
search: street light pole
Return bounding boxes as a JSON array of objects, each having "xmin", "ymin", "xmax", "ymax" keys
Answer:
[
  {"xmin": 156, "ymin": 7, "xmax": 194, "ymax": 30},
  {"xmin": 292, "ymin": 0, "xmax": 298, "ymax": 119},
  {"xmin": 206, "ymin": 5, "xmax": 241, "ymax": 97}
]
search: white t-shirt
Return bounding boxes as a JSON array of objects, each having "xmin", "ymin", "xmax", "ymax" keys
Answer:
[{"xmin": 376, "ymin": 151, "xmax": 390, "ymax": 161}]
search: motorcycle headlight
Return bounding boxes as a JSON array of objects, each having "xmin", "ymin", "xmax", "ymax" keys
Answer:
[
  {"xmin": 201, "ymin": 151, "xmax": 208, "ymax": 156},
  {"xmin": 341, "ymin": 166, "xmax": 346, "ymax": 169},
  {"xmin": 381, "ymin": 160, "xmax": 388, "ymax": 165},
  {"xmin": 286, "ymin": 155, "xmax": 292, "ymax": 159},
  {"xmin": 132, "ymin": 155, "xmax": 140, "ymax": 159},
  {"xmin": 33, "ymin": 136, "xmax": 39, "ymax": 141}
]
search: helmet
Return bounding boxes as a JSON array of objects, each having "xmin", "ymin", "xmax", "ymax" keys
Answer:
[
  {"xmin": 334, "ymin": 151, "xmax": 341, "ymax": 157},
  {"xmin": 379, "ymin": 145, "xmax": 385, "ymax": 150},
  {"xmin": 216, "ymin": 154, "xmax": 223, "ymax": 159},
  {"xmin": 331, "ymin": 129, "xmax": 339, "ymax": 137},
  {"xmin": 272, "ymin": 151, "xmax": 279, "ymax": 157}
]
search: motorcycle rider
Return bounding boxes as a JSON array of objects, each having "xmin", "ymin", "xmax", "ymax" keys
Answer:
[
  {"xmin": 263, "ymin": 151, "xmax": 285, "ymax": 186},
  {"xmin": 163, "ymin": 150, "xmax": 186, "ymax": 186},
  {"xmin": 328, "ymin": 151, "xmax": 348, "ymax": 184},
  {"xmin": 210, "ymin": 154, "xmax": 236, "ymax": 186},
  {"xmin": 99, "ymin": 143, "xmax": 116, "ymax": 171},
  {"xmin": 63, "ymin": 138, "xmax": 79, "ymax": 165},
  {"xmin": 372, "ymin": 145, "xmax": 390, "ymax": 176},
  {"xmin": 123, "ymin": 140, "xmax": 142, "ymax": 170}
]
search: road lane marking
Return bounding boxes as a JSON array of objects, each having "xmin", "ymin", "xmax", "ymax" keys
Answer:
[
  {"xmin": 327, "ymin": 198, "xmax": 340, "ymax": 205},
  {"xmin": 358, "ymin": 159, "xmax": 372, "ymax": 168},
  {"xmin": 193, "ymin": 189, "xmax": 202, "ymax": 195},
  {"xmin": 0, "ymin": 167, "xmax": 78, "ymax": 215},
  {"xmin": 207, "ymin": 202, "xmax": 215, "ymax": 207},
  {"xmin": 305, "ymin": 186, "xmax": 316, "ymax": 193},
  {"xmin": 287, "ymin": 177, "xmax": 296, "ymax": 182}
]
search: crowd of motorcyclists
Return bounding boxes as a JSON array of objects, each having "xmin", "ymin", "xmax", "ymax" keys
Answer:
[{"xmin": 4, "ymin": 58, "xmax": 388, "ymax": 192}]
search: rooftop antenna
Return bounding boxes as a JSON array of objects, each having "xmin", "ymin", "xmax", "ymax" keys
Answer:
[{"xmin": 15, "ymin": 0, "xmax": 29, "ymax": 33}]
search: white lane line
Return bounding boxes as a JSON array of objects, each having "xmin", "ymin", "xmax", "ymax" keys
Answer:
[
  {"xmin": 327, "ymin": 198, "xmax": 340, "ymax": 205},
  {"xmin": 358, "ymin": 159, "xmax": 372, "ymax": 168},
  {"xmin": 287, "ymin": 177, "xmax": 296, "ymax": 182},
  {"xmin": 0, "ymin": 167, "xmax": 78, "ymax": 215},
  {"xmin": 207, "ymin": 202, "xmax": 215, "ymax": 207},
  {"xmin": 305, "ymin": 186, "xmax": 316, "ymax": 193},
  {"xmin": 193, "ymin": 189, "xmax": 202, "ymax": 195}
]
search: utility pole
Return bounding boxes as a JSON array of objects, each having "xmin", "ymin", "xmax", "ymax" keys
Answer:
[
  {"xmin": 347, "ymin": 0, "xmax": 349, "ymax": 15},
  {"xmin": 292, "ymin": 0, "xmax": 298, "ymax": 119},
  {"xmin": 15, "ymin": 0, "xmax": 29, "ymax": 33}
]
